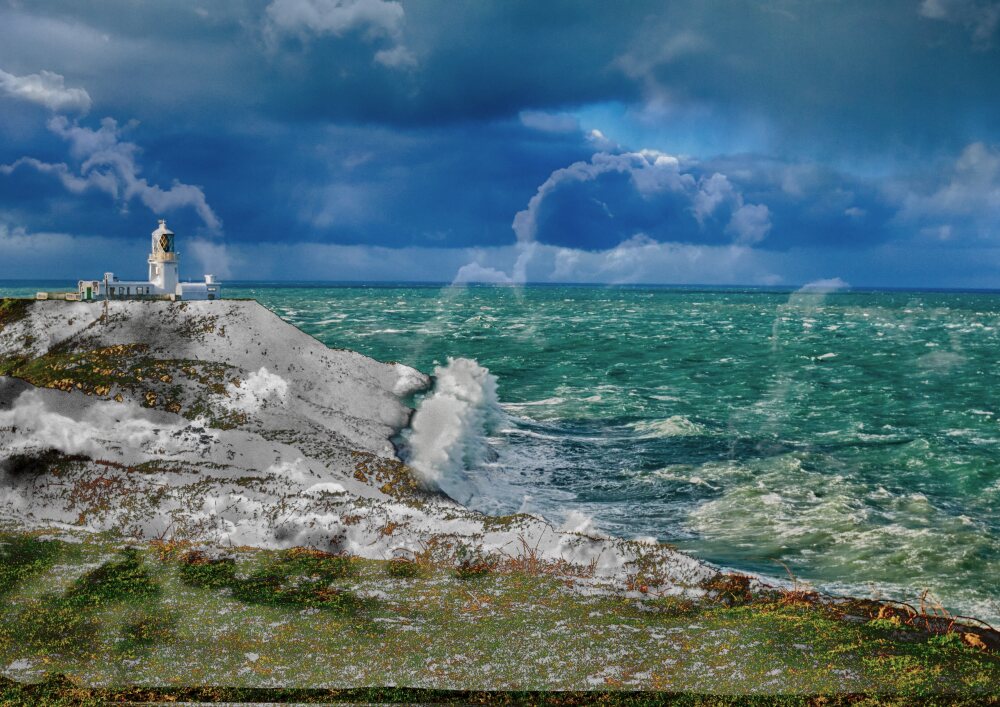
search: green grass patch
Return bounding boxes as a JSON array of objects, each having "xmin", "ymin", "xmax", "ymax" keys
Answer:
[
  {"xmin": 0, "ymin": 534, "xmax": 65, "ymax": 599},
  {"xmin": 0, "ymin": 336, "xmax": 245, "ymax": 425},
  {"xmin": 0, "ymin": 297, "xmax": 31, "ymax": 332},
  {"xmin": 64, "ymin": 548, "xmax": 160, "ymax": 608},
  {"xmin": 117, "ymin": 609, "xmax": 178, "ymax": 656},
  {"xmin": 228, "ymin": 548, "xmax": 362, "ymax": 612},
  {"xmin": 386, "ymin": 557, "xmax": 424, "ymax": 579},
  {"xmin": 178, "ymin": 551, "xmax": 237, "ymax": 588},
  {"xmin": 0, "ymin": 532, "xmax": 997, "ymax": 695},
  {"xmin": 0, "ymin": 545, "xmax": 166, "ymax": 659},
  {"xmin": 178, "ymin": 546, "xmax": 363, "ymax": 611}
]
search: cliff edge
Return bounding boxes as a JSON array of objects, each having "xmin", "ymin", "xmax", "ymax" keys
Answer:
[{"xmin": 0, "ymin": 298, "xmax": 713, "ymax": 591}]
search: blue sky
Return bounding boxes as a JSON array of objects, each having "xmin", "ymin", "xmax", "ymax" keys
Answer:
[{"xmin": 2, "ymin": 0, "xmax": 1000, "ymax": 287}]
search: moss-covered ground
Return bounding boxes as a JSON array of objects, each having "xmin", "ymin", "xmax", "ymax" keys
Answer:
[
  {"xmin": 0, "ymin": 532, "xmax": 997, "ymax": 703},
  {"xmin": 0, "ymin": 298, "xmax": 31, "ymax": 332},
  {"xmin": 1, "ymin": 351, "xmax": 248, "ymax": 431}
]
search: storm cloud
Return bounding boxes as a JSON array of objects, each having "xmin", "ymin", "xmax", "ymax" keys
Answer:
[{"xmin": 1, "ymin": 1, "xmax": 1000, "ymax": 287}]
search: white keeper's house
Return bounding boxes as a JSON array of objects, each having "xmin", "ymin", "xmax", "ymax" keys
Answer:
[{"xmin": 39, "ymin": 220, "xmax": 221, "ymax": 301}]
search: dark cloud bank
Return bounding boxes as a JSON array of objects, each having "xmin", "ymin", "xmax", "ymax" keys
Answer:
[{"xmin": 2, "ymin": 0, "xmax": 1000, "ymax": 287}]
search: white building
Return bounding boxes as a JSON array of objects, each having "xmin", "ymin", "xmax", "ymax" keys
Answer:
[{"xmin": 70, "ymin": 220, "xmax": 220, "ymax": 301}]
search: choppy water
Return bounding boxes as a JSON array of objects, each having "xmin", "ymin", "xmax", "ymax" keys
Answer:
[{"xmin": 4, "ymin": 281, "xmax": 1000, "ymax": 622}]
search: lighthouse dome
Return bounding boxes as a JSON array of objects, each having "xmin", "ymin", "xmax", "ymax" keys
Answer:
[{"xmin": 152, "ymin": 219, "xmax": 174, "ymax": 237}]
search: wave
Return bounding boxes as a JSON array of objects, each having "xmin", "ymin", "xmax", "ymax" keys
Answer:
[
  {"xmin": 403, "ymin": 357, "xmax": 504, "ymax": 505},
  {"xmin": 501, "ymin": 397, "xmax": 566, "ymax": 408},
  {"xmin": 629, "ymin": 415, "xmax": 706, "ymax": 438}
]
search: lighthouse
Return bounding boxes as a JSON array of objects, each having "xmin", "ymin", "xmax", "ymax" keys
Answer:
[
  {"xmin": 148, "ymin": 219, "xmax": 179, "ymax": 294},
  {"xmin": 56, "ymin": 218, "xmax": 222, "ymax": 302}
]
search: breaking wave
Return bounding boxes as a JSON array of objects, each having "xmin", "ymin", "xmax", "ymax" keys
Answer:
[{"xmin": 403, "ymin": 357, "xmax": 503, "ymax": 504}]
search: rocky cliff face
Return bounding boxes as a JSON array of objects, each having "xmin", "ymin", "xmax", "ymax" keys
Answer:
[{"xmin": 0, "ymin": 299, "xmax": 714, "ymax": 593}]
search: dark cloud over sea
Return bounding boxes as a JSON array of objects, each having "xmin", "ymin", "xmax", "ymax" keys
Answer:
[{"xmin": 2, "ymin": 0, "xmax": 1000, "ymax": 287}]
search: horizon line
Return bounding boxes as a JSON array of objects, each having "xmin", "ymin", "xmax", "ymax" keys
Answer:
[{"xmin": 3, "ymin": 278, "xmax": 1000, "ymax": 295}]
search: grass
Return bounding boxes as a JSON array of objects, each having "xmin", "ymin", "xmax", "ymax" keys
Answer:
[
  {"xmin": 0, "ymin": 531, "xmax": 997, "ymax": 700},
  {"xmin": 0, "ymin": 534, "xmax": 65, "ymax": 599},
  {"xmin": 177, "ymin": 550, "xmax": 237, "ymax": 588},
  {"xmin": 0, "ymin": 298, "xmax": 31, "ymax": 332},
  {"xmin": 63, "ymin": 547, "xmax": 160, "ymax": 608},
  {"xmin": 0, "ymin": 340, "xmax": 249, "ymax": 427}
]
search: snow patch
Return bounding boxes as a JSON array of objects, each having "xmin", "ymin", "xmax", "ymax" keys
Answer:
[
  {"xmin": 0, "ymin": 388, "xmax": 186, "ymax": 459},
  {"xmin": 225, "ymin": 367, "xmax": 289, "ymax": 414}
]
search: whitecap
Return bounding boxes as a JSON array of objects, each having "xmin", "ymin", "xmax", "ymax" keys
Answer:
[
  {"xmin": 502, "ymin": 397, "xmax": 566, "ymax": 408},
  {"xmin": 630, "ymin": 415, "xmax": 706, "ymax": 438}
]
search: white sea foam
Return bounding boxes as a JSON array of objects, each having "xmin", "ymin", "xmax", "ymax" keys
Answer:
[
  {"xmin": 498, "ymin": 427, "xmax": 563, "ymax": 441},
  {"xmin": 502, "ymin": 397, "xmax": 566, "ymax": 408},
  {"xmin": 404, "ymin": 357, "xmax": 503, "ymax": 503},
  {"xmin": 392, "ymin": 364, "xmax": 430, "ymax": 397},
  {"xmin": 630, "ymin": 415, "xmax": 705, "ymax": 438},
  {"xmin": 560, "ymin": 510, "xmax": 601, "ymax": 536}
]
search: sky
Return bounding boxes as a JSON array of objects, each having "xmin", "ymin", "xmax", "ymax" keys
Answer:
[{"xmin": 2, "ymin": 0, "xmax": 1000, "ymax": 287}]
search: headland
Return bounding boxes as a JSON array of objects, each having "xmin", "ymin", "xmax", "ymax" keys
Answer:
[{"xmin": 0, "ymin": 296, "xmax": 997, "ymax": 699}]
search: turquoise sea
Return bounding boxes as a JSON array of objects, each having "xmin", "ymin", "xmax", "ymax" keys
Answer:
[{"xmin": 4, "ymin": 281, "xmax": 999, "ymax": 623}]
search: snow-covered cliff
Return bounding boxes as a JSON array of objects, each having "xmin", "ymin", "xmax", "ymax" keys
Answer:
[{"xmin": 0, "ymin": 299, "xmax": 715, "ymax": 593}]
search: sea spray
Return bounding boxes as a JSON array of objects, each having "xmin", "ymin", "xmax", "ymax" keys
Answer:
[{"xmin": 404, "ymin": 357, "xmax": 503, "ymax": 503}]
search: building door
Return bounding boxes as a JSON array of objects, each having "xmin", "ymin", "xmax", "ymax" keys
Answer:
[{"xmin": 86, "ymin": 287, "xmax": 92, "ymax": 300}]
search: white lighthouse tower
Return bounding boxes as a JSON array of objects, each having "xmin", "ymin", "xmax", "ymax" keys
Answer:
[{"xmin": 149, "ymin": 219, "xmax": 179, "ymax": 294}]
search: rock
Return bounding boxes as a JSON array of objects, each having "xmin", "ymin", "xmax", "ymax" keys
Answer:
[{"xmin": 0, "ymin": 298, "xmax": 717, "ymax": 594}]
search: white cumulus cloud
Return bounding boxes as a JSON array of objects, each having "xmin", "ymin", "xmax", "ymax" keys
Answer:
[
  {"xmin": 452, "ymin": 262, "xmax": 515, "ymax": 285},
  {"xmin": 0, "ymin": 67, "xmax": 91, "ymax": 113},
  {"xmin": 898, "ymin": 142, "xmax": 1000, "ymax": 239},
  {"xmin": 373, "ymin": 44, "xmax": 417, "ymax": 68},
  {"xmin": 512, "ymin": 149, "xmax": 771, "ymax": 246},
  {"xmin": 726, "ymin": 203, "xmax": 773, "ymax": 245},
  {"xmin": 1, "ymin": 116, "xmax": 222, "ymax": 231}
]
